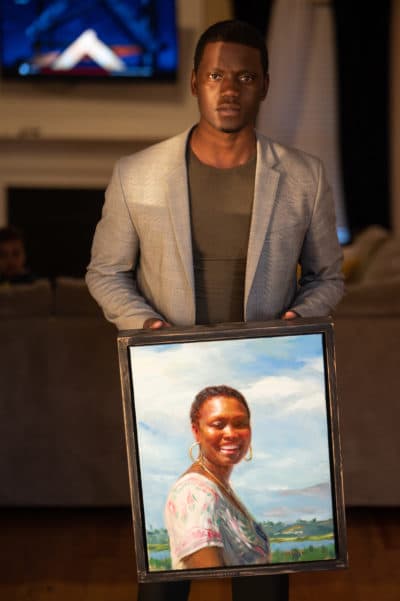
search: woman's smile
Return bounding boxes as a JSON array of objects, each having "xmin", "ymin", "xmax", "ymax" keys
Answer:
[{"xmin": 219, "ymin": 444, "xmax": 242, "ymax": 457}]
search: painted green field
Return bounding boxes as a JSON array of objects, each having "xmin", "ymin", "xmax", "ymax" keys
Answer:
[{"xmin": 146, "ymin": 518, "xmax": 336, "ymax": 570}]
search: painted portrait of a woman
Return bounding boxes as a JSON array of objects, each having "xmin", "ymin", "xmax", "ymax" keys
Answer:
[{"xmin": 164, "ymin": 385, "xmax": 271, "ymax": 569}]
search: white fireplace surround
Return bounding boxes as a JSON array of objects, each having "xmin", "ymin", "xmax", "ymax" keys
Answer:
[{"xmin": 0, "ymin": 138, "xmax": 154, "ymax": 227}]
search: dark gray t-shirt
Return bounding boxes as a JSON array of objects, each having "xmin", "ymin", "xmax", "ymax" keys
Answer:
[{"xmin": 188, "ymin": 149, "xmax": 256, "ymax": 324}]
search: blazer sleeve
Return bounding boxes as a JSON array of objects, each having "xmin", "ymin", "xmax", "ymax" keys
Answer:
[
  {"xmin": 289, "ymin": 159, "xmax": 344, "ymax": 317},
  {"xmin": 86, "ymin": 160, "xmax": 164, "ymax": 330}
]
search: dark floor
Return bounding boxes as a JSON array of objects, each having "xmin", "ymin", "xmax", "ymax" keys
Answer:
[{"xmin": 1, "ymin": 507, "xmax": 399, "ymax": 600}]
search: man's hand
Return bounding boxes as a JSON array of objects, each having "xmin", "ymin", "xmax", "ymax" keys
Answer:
[
  {"xmin": 281, "ymin": 310, "xmax": 299, "ymax": 320},
  {"xmin": 143, "ymin": 318, "xmax": 171, "ymax": 329}
]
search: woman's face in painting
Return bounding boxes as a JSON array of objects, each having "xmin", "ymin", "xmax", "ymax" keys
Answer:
[{"xmin": 192, "ymin": 395, "xmax": 251, "ymax": 470}]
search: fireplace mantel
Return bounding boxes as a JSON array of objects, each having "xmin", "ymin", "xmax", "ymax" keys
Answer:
[{"xmin": 0, "ymin": 138, "xmax": 155, "ymax": 225}]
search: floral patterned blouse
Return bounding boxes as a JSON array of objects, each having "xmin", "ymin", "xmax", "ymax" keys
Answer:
[{"xmin": 164, "ymin": 472, "xmax": 270, "ymax": 569}]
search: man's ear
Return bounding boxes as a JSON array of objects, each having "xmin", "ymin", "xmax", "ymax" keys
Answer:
[{"xmin": 191, "ymin": 69, "xmax": 198, "ymax": 96}]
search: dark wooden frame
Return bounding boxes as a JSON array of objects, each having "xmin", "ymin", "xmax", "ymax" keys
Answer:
[{"xmin": 117, "ymin": 317, "xmax": 348, "ymax": 583}]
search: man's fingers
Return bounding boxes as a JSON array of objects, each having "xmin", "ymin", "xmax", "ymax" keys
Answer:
[
  {"xmin": 281, "ymin": 310, "xmax": 298, "ymax": 320},
  {"xmin": 143, "ymin": 318, "xmax": 171, "ymax": 329}
]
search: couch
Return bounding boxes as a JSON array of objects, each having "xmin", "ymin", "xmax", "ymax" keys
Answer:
[
  {"xmin": 1, "ymin": 226, "xmax": 399, "ymax": 506},
  {"xmin": 333, "ymin": 226, "xmax": 400, "ymax": 506},
  {"xmin": 0, "ymin": 277, "xmax": 129, "ymax": 506}
]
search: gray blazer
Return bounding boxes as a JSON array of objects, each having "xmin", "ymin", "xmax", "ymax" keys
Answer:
[{"xmin": 86, "ymin": 129, "xmax": 343, "ymax": 330}]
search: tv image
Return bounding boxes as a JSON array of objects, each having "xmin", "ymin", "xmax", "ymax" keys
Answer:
[{"xmin": 1, "ymin": 0, "xmax": 178, "ymax": 81}]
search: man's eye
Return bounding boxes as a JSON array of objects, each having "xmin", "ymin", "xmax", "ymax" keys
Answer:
[
  {"xmin": 209, "ymin": 72, "xmax": 222, "ymax": 81},
  {"xmin": 240, "ymin": 74, "xmax": 255, "ymax": 83}
]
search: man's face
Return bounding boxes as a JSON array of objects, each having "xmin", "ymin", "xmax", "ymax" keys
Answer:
[
  {"xmin": 191, "ymin": 41, "xmax": 268, "ymax": 135},
  {"xmin": 0, "ymin": 239, "xmax": 26, "ymax": 278}
]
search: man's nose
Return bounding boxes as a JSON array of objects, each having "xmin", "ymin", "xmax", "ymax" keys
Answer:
[{"xmin": 221, "ymin": 75, "xmax": 239, "ymax": 96}]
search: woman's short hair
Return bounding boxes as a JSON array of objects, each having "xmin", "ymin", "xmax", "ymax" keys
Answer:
[
  {"xmin": 190, "ymin": 385, "xmax": 250, "ymax": 425},
  {"xmin": 193, "ymin": 19, "xmax": 269, "ymax": 75}
]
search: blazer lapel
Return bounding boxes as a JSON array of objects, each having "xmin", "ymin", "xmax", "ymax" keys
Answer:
[
  {"xmin": 165, "ymin": 158, "xmax": 195, "ymax": 304},
  {"xmin": 244, "ymin": 136, "xmax": 281, "ymax": 311}
]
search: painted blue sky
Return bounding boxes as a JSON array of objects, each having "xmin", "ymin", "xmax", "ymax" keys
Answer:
[{"xmin": 129, "ymin": 333, "xmax": 334, "ymax": 529}]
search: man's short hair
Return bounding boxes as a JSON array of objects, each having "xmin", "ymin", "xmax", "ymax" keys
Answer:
[{"xmin": 194, "ymin": 20, "xmax": 269, "ymax": 75}]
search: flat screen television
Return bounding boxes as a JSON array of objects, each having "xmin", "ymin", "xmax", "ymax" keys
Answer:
[{"xmin": 0, "ymin": 0, "xmax": 178, "ymax": 81}]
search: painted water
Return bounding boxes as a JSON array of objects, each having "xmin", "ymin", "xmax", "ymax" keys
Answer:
[{"xmin": 149, "ymin": 538, "xmax": 334, "ymax": 563}]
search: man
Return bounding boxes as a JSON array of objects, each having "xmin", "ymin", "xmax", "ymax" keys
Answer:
[{"xmin": 87, "ymin": 19, "xmax": 343, "ymax": 601}]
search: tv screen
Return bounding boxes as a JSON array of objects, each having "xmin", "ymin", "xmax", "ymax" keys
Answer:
[{"xmin": 1, "ymin": 0, "xmax": 178, "ymax": 81}]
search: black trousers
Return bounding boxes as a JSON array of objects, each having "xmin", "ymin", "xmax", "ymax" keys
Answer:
[{"xmin": 137, "ymin": 575, "xmax": 289, "ymax": 601}]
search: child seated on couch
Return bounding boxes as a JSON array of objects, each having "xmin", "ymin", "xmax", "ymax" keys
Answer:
[{"xmin": 0, "ymin": 226, "xmax": 37, "ymax": 285}]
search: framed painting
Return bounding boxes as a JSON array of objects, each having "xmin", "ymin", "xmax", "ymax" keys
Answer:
[{"xmin": 117, "ymin": 317, "xmax": 348, "ymax": 582}]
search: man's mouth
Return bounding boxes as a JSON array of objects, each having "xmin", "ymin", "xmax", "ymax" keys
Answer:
[{"xmin": 217, "ymin": 104, "xmax": 240, "ymax": 116}]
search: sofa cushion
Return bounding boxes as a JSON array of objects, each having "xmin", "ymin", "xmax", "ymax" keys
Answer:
[
  {"xmin": 334, "ymin": 277, "xmax": 400, "ymax": 316},
  {"xmin": 362, "ymin": 237, "xmax": 400, "ymax": 283},
  {"xmin": 54, "ymin": 277, "xmax": 103, "ymax": 316},
  {"xmin": 0, "ymin": 279, "xmax": 52, "ymax": 318},
  {"xmin": 342, "ymin": 225, "xmax": 390, "ymax": 284},
  {"xmin": 337, "ymin": 229, "xmax": 400, "ymax": 316}
]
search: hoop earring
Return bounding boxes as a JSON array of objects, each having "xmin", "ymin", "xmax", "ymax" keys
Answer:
[
  {"xmin": 244, "ymin": 445, "xmax": 253, "ymax": 462},
  {"xmin": 189, "ymin": 441, "xmax": 202, "ymax": 463}
]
